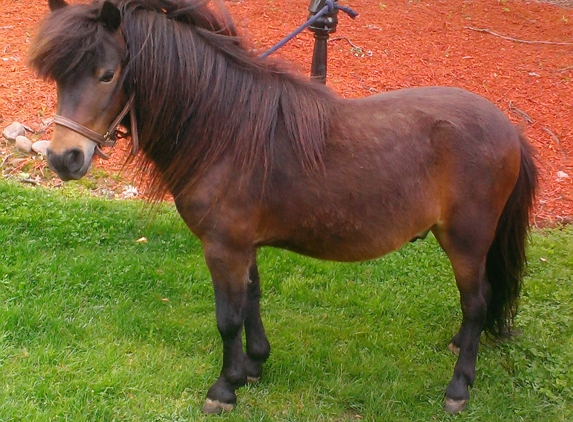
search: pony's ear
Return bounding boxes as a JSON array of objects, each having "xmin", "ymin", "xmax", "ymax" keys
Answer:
[
  {"xmin": 98, "ymin": 1, "xmax": 121, "ymax": 32},
  {"xmin": 48, "ymin": 0, "xmax": 68, "ymax": 11}
]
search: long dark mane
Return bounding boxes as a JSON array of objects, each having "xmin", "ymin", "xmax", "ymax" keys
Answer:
[{"xmin": 32, "ymin": 0, "xmax": 339, "ymax": 200}]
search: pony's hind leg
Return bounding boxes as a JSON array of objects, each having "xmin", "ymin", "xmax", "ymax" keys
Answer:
[
  {"xmin": 244, "ymin": 261, "xmax": 271, "ymax": 382},
  {"xmin": 433, "ymin": 220, "xmax": 495, "ymax": 414},
  {"xmin": 449, "ymin": 274, "xmax": 492, "ymax": 356},
  {"xmin": 444, "ymin": 255, "xmax": 487, "ymax": 414}
]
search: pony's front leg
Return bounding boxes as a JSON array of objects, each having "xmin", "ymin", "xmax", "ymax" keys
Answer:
[
  {"xmin": 201, "ymin": 243, "xmax": 251, "ymax": 414},
  {"xmin": 244, "ymin": 262, "xmax": 271, "ymax": 382}
]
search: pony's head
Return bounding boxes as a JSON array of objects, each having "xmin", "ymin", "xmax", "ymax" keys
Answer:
[
  {"xmin": 30, "ymin": 0, "xmax": 127, "ymax": 180},
  {"xmin": 30, "ymin": 0, "xmax": 334, "ymax": 194}
]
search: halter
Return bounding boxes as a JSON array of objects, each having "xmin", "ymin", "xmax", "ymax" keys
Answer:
[{"xmin": 52, "ymin": 92, "xmax": 139, "ymax": 159}]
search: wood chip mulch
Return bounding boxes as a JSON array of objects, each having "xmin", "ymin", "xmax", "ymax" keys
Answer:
[{"xmin": 1, "ymin": 0, "xmax": 572, "ymax": 226}]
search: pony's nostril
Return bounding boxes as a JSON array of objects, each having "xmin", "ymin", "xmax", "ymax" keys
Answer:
[{"xmin": 64, "ymin": 148, "xmax": 85, "ymax": 174}]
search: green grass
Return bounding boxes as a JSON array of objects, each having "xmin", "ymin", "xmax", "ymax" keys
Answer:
[{"xmin": 0, "ymin": 180, "xmax": 572, "ymax": 421}]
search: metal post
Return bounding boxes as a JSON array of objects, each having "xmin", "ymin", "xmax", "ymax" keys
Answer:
[{"xmin": 307, "ymin": 0, "xmax": 339, "ymax": 84}]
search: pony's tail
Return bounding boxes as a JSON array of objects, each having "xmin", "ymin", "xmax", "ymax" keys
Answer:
[{"xmin": 484, "ymin": 131, "xmax": 538, "ymax": 338}]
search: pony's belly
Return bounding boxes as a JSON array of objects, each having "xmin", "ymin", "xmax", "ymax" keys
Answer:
[
  {"xmin": 258, "ymin": 196, "xmax": 439, "ymax": 262},
  {"xmin": 259, "ymin": 227, "xmax": 419, "ymax": 262}
]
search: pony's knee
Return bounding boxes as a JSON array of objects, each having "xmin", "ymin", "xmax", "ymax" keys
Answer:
[
  {"xmin": 215, "ymin": 310, "xmax": 244, "ymax": 339},
  {"xmin": 214, "ymin": 294, "xmax": 246, "ymax": 339}
]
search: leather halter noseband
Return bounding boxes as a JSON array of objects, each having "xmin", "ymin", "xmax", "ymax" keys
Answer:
[{"xmin": 52, "ymin": 92, "xmax": 138, "ymax": 159}]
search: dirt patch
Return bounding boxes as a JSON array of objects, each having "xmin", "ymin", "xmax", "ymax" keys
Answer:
[{"xmin": 1, "ymin": 0, "xmax": 572, "ymax": 225}]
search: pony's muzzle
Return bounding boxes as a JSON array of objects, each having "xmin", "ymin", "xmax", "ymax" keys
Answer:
[
  {"xmin": 46, "ymin": 124, "xmax": 97, "ymax": 180},
  {"xmin": 46, "ymin": 147, "xmax": 88, "ymax": 181}
]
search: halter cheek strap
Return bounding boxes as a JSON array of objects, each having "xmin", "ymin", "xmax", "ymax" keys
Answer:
[{"xmin": 52, "ymin": 93, "xmax": 138, "ymax": 159}]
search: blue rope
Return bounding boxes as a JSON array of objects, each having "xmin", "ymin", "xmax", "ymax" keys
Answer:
[{"xmin": 258, "ymin": 1, "xmax": 358, "ymax": 59}]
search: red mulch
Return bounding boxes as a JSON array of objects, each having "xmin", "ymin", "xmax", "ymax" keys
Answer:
[{"xmin": 1, "ymin": 0, "xmax": 572, "ymax": 226}]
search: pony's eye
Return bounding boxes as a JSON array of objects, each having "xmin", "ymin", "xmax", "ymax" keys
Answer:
[{"xmin": 99, "ymin": 70, "xmax": 115, "ymax": 83}]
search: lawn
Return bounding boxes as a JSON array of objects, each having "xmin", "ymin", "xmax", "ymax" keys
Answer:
[{"xmin": 0, "ymin": 181, "xmax": 571, "ymax": 421}]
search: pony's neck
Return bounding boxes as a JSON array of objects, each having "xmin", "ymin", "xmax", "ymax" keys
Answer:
[{"xmin": 121, "ymin": 0, "xmax": 338, "ymax": 198}]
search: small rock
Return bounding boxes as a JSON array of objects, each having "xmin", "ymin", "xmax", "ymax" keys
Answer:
[
  {"xmin": 557, "ymin": 171, "xmax": 569, "ymax": 179},
  {"xmin": 15, "ymin": 135, "xmax": 33, "ymax": 153},
  {"xmin": 32, "ymin": 140, "xmax": 50, "ymax": 156},
  {"xmin": 123, "ymin": 185, "xmax": 139, "ymax": 198},
  {"xmin": 2, "ymin": 122, "xmax": 26, "ymax": 141}
]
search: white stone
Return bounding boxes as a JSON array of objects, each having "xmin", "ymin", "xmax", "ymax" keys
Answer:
[
  {"xmin": 123, "ymin": 185, "xmax": 139, "ymax": 198},
  {"xmin": 14, "ymin": 135, "xmax": 33, "ymax": 153},
  {"xmin": 2, "ymin": 122, "xmax": 26, "ymax": 141},
  {"xmin": 557, "ymin": 171, "xmax": 569, "ymax": 179},
  {"xmin": 32, "ymin": 140, "xmax": 51, "ymax": 156}
]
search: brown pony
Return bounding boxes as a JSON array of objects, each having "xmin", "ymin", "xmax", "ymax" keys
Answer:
[{"xmin": 30, "ymin": 0, "xmax": 537, "ymax": 414}]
